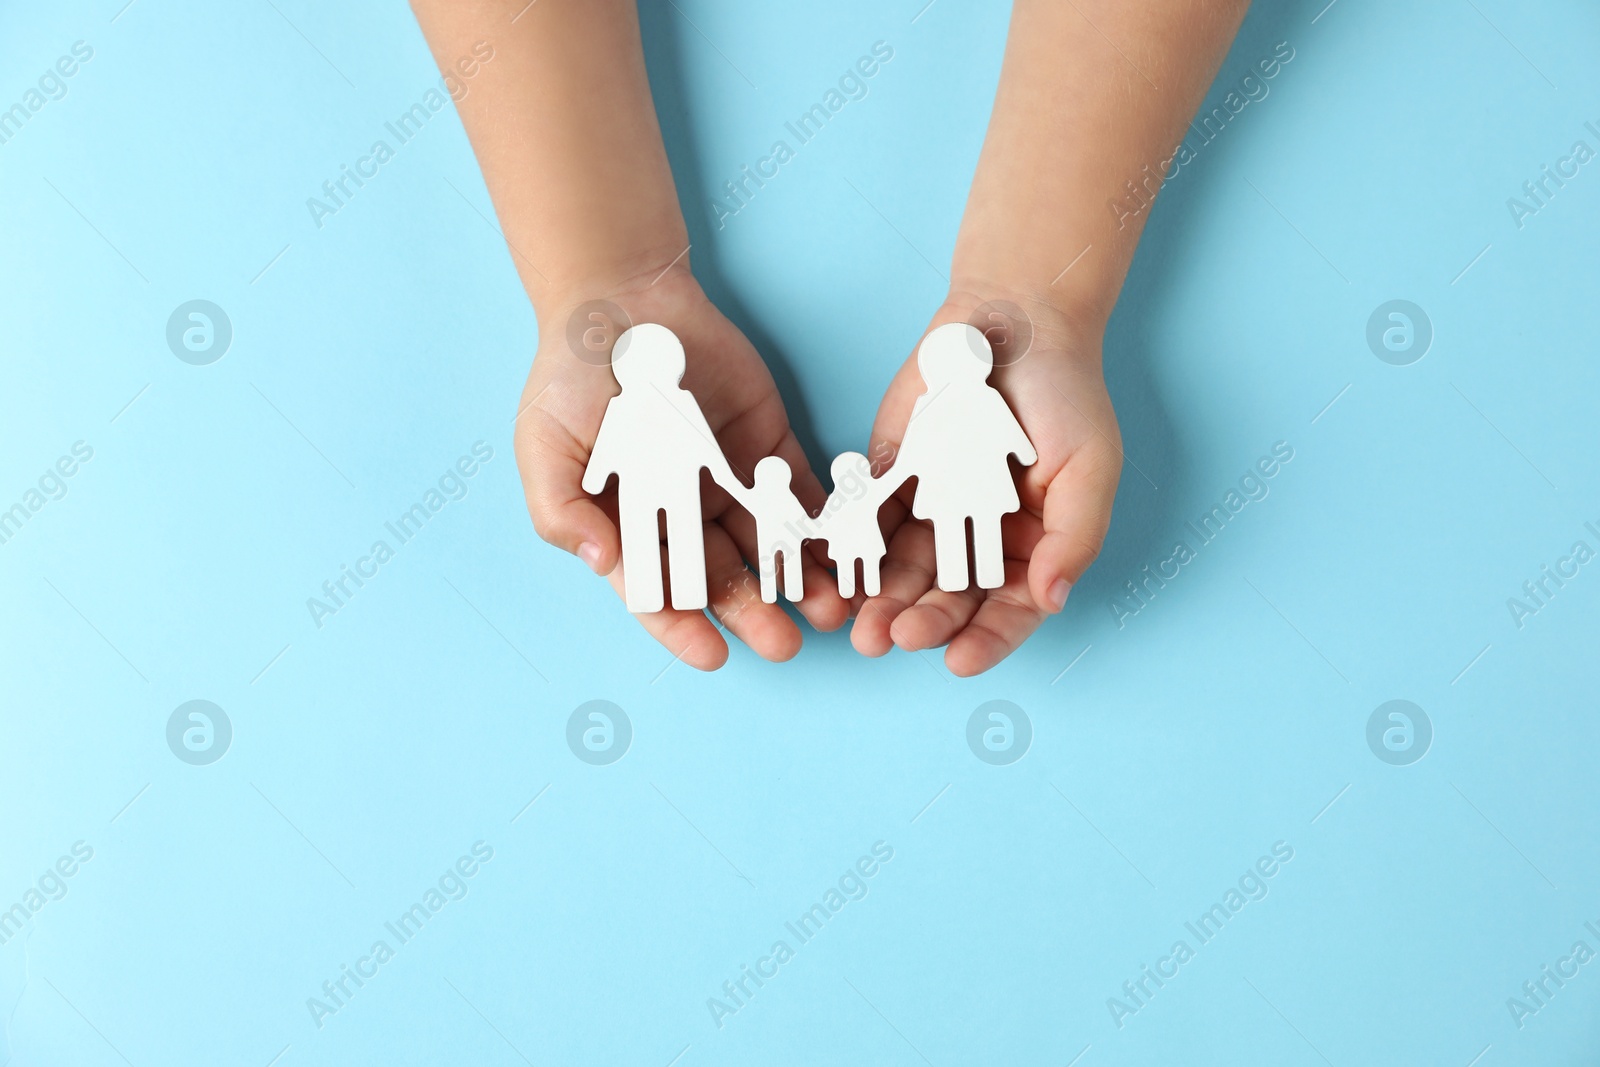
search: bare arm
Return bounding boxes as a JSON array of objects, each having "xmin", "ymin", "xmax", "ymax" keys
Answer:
[
  {"xmin": 953, "ymin": 0, "xmax": 1252, "ymax": 326},
  {"xmin": 412, "ymin": 0, "xmax": 850, "ymax": 668},
  {"xmin": 857, "ymin": 0, "xmax": 1251, "ymax": 674},
  {"xmin": 410, "ymin": 0, "xmax": 687, "ymax": 305}
]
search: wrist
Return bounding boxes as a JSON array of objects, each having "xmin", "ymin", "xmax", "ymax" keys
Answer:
[
  {"xmin": 935, "ymin": 277, "xmax": 1108, "ymax": 368},
  {"xmin": 528, "ymin": 232, "xmax": 693, "ymax": 309},
  {"xmin": 946, "ymin": 254, "xmax": 1119, "ymax": 335},
  {"xmin": 530, "ymin": 237, "xmax": 696, "ymax": 334},
  {"xmin": 532, "ymin": 252, "xmax": 710, "ymax": 366}
]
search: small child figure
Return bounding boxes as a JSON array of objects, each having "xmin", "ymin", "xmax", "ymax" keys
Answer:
[
  {"xmin": 817, "ymin": 451, "xmax": 899, "ymax": 599},
  {"xmin": 748, "ymin": 456, "xmax": 810, "ymax": 603}
]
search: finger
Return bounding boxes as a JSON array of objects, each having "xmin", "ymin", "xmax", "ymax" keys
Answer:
[
  {"xmin": 889, "ymin": 585, "xmax": 983, "ymax": 652},
  {"xmin": 795, "ymin": 548, "xmax": 850, "ymax": 631},
  {"xmin": 1000, "ymin": 505, "xmax": 1047, "ymax": 561},
  {"xmin": 945, "ymin": 562, "xmax": 1046, "ymax": 677},
  {"xmin": 515, "ymin": 410, "xmax": 620, "ymax": 576},
  {"xmin": 852, "ymin": 355, "xmax": 932, "ymax": 632},
  {"xmin": 871, "ymin": 485, "xmax": 914, "ymax": 548},
  {"xmin": 701, "ymin": 523, "xmax": 805, "ymax": 661},
  {"xmin": 850, "ymin": 517, "xmax": 938, "ymax": 657},
  {"xmin": 605, "ymin": 547, "xmax": 730, "ymax": 673},
  {"xmin": 1028, "ymin": 443, "xmax": 1121, "ymax": 613},
  {"xmin": 603, "ymin": 521, "xmax": 804, "ymax": 669},
  {"xmin": 866, "ymin": 348, "xmax": 933, "ymax": 459},
  {"xmin": 889, "ymin": 504, "xmax": 1042, "ymax": 651}
]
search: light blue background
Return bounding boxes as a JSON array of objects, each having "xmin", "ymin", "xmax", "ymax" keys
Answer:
[{"xmin": 3, "ymin": 0, "xmax": 1599, "ymax": 1063}]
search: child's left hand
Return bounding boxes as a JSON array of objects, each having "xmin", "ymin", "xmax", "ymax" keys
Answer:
[
  {"xmin": 851, "ymin": 291, "xmax": 1123, "ymax": 675},
  {"xmin": 517, "ymin": 266, "xmax": 850, "ymax": 669}
]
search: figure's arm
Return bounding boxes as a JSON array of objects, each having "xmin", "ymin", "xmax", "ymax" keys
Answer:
[
  {"xmin": 1001, "ymin": 395, "xmax": 1039, "ymax": 467},
  {"xmin": 580, "ymin": 403, "xmax": 620, "ymax": 495},
  {"xmin": 681, "ymin": 394, "xmax": 751, "ymax": 505},
  {"xmin": 785, "ymin": 495, "xmax": 815, "ymax": 538},
  {"xmin": 867, "ymin": 467, "xmax": 910, "ymax": 505}
]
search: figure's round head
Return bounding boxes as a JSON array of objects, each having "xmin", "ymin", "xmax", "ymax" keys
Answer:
[
  {"xmin": 916, "ymin": 322, "xmax": 993, "ymax": 390},
  {"xmin": 754, "ymin": 455, "xmax": 792, "ymax": 488},
  {"xmin": 611, "ymin": 323, "xmax": 685, "ymax": 389},
  {"xmin": 830, "ymin": 451, "xmax": 869, "ymax": 486}
]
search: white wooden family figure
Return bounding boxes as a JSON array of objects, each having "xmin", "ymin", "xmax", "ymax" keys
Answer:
[{"xmin": 582, "ymin": 321, "xmax": 1037, "ymax": 613}]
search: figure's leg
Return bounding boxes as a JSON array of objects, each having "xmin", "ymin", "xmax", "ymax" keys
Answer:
[
  {"xmin": 861, "ymin": 554, "xmax": 881, "ymax": 597},
  {"xmin": 972, "ymin": 515, "xmax": 1004, "ymax": 589},
  {"xmin": 619, "ymin": 493, "xmax": 664, "ymax": 613},
  {"xmin": 834, "ymin": 553, "xmax": 856, "ymax": 599},
  {"xmin": 665, "ymin": 506, "xmax": 708, "ymax": 609},
  {"xmin": 933, "ymin": 518, "xmax": 970, "ymax": 592},
  {"xmin": 758, "ymin": 548, "xmax": 778, "ymax": 604},
  {"xmin": 860, "ymin": 533, "xmax": 886, "ymax": 597},
  {"xmin": 781, "ymin": 548, "xmax": 804, "ymax": 602}
]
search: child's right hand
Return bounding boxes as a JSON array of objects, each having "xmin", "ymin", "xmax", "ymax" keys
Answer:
[{"xmin": 515, "ymin": 263, "xmax": 850, "ymax": 670}]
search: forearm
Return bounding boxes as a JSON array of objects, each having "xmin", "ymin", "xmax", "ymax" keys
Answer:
[
  {"xmin": 411, "ymin": 0, "xmax": 688, "ymax": 315},
  {"xmin": 952, "ymin": 0, "xmax": 1250, "ymax": 328}
]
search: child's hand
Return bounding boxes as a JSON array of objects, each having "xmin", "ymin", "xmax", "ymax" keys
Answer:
[
  {"xmin": 852, "ymin": 291, "xmax": 1122, "ymax": 675},
  {"xmin": 516, "ymin": 266, "xmax": 850, "ymax": 670},
  {"xmin": 415, "ymin": 0, "xmax": 1244, "ymax": 674}
]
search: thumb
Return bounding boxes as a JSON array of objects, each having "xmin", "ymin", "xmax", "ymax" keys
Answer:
[
  {"xmin": 1028, "ymin": 444, "xmax": 1120, "ymax": 612},
  {"xmin": 516, "ymin": 421, "xmax": 621, "ymax": 575}
]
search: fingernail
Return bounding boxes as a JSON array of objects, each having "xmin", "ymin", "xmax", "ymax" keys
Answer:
[
  {"xmin": 1047, "ymin": 579, "xmax": 1071, "ymax": 612},
  {"xmin": 578, "ymin": 541, "xmax": 603, "ymax": 573}
]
